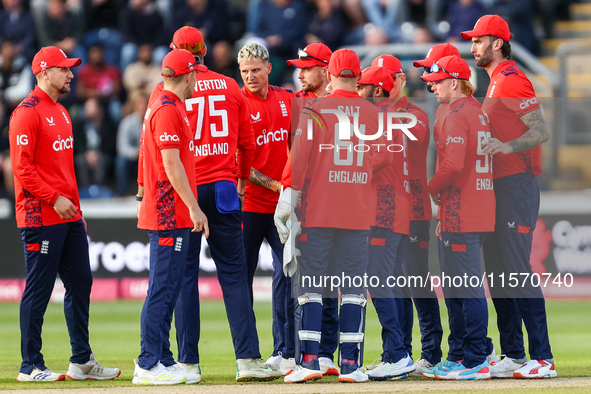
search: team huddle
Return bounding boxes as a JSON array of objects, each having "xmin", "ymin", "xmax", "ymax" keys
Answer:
[{"xmin": 10, "ymin": 12, "xmax": 555, "ymax": 385}]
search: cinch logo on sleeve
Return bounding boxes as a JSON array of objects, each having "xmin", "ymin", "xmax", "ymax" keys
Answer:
[
  {"xmin": 519, "ymin": 98, "xmax": 538, "ymax": 109},
  {"xmin": 160, "ymin": 132, "xmax": 180, "ymax": 142},
  {"xmin": 53, "ymin": 135, "xmax": 73, "ymax": 151},
  {"xmin": 256, "ymin": 128, "xmax": 288, "ymax": 146},
  {"xmin": 446, "ymin": 135, "xmax": 464, "ymax": 145}
]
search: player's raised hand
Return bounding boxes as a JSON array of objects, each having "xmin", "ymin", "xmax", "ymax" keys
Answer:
[
  {"xmin": 190, "ymin": 207, "xmax": 209, "ymax": 238},
  {"xmin": 53, "ymin": 194, "xmax": 77, "ymax": 220}
]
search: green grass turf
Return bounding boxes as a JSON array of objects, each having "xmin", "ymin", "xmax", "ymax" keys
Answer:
[{"xmin": 0, "ymin": 299, "xmax": 589, "ymax": 389}]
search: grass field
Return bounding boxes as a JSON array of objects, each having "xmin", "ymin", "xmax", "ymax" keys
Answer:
[{"xmin": 0, "ymin": 299, "xmax": 590, "ymax": 392}]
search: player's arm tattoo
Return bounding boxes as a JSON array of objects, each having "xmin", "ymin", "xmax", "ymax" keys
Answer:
[
  {"xmin": 509, "ymin": 109, "xmax": 550, "ymax": 153},
  {"xmin": 248, "ymin": 167, "xmax": 281, "ymax": 192}
]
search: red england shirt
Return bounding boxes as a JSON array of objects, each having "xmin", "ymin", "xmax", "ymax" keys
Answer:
[
  {"xmin": 138, "ymin": 90, "xmax": 196, "ymax": 231},
  {"xmin": 10, "ymin": 86, "xmax": 82, "ymax": 228},
  {"xmin": 482, "ymin": 61, "xmax": 542, "ymax": 179},
  {"xmin": 427, "ymin": 97, "xmax": 495, "ymax": 233},
  {"xmin": 396, "ymin": 97, "xmax": 432, "ymax": 221},
  {"xmin": 291, "ymin": 89, "xmax": 381, "ymax": 230},
  {"xmin": 372, "ymin": 99, "xmax": 410, "ymax": 235},
  {"xmin": 242, "ymin": 85, "xmax": 293, "ymax": 213},
  {"xmin": 148, "ymin": 72, "xmax": 255, "ymax": 186}
]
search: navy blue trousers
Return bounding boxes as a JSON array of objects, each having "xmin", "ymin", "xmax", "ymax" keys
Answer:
[
  {"xmin": 403, "ymin": 220, "xmax": 443, "ymax": 364},
  {"xmin": 368, "ymin": 226, "xmax": 408, "ymax": 363},
  {"xmin": 175, "ymin": 182, "xmax": 261, "ymax": 363},
  {"xmin": 243, "ymin": 211, "xmax": 294, "ymax": 358},
  {"xmin": 19, "ymin": 220, "xmax": 93, "ymax": 374},
  {"xmin": 482, "ymin": 172, "xmax": 553, "ymax": 360},
  {"xmin": 441, "ymin": 231, "xmax": 489, "ymax": 368}
]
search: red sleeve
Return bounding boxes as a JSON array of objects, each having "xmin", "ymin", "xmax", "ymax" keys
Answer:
[
  {"xmin": 9, "ymin": 106, "xmax": 60, "ymax": 205},
  {"xmin": 281, "ymin": 153, "xmax": 291, "ymax": 188},
  {"xmin": 152, "ymin": 106, "xmax": 184, "ymax": 150},
  {"xmin": 137, "ymin": 130, "xmax": 144, "ymax": 186},
  {"xmin": 499, "ymin": 76, "xmax": 540, "ymax": 118},
  {"xmin": 410, "ymin": 108, "xmax": 430, "ymax": 145},
  {"xmin": 148, "ymin": 82, "xmax": 163, "ymax": 107},
  {"xmin": 291, "ymin": 109, "xmax": 315, "ymax": 191},
  {"xmin": 427, "ymin": 114, "xmax": 468, "ymax": 196},
  {"xmin": 236, "ymin": 93, "xmax": 255, "ymax": 179}
]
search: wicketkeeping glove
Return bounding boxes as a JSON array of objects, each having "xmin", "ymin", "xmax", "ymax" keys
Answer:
[
  {"xmin": 274, "ymin": 187, "xmax": 300, "ymax": 244},
  {"xmin": 283, "ymin": 219, "xmax": 301, "ymax": 277}
]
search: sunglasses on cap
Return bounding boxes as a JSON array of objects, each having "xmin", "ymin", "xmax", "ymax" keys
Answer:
[
  {"xmin": 297, "ymin": 48, "xmax": 328, "ymax": 64},
  {"xmin": 175, "ymin": 41, "xmax": 206, "ymax": 55},
  {"xmin": 425, "ymin": 63, "xmax": 458, "ymax": 79}
]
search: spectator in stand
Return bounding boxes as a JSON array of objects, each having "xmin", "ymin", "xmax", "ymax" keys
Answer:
[
  {"xmin": 73, "ymin": 97, "xmax": 117, "ymax": 187},
  {"xmin": 37, "ymin": 0, "xmax": 83, "ymax": 57},
  {"xmin": 173, "ymin": 0, "xmax": 228, "ymax": 46},
  {"xmin": 76, "ymin": 44, "xmax": 122, "ymax": 119},
  {"xmin": 492, "ymin": 0, "xmax": 540, "ymax": 55},
  {"xmin": 119, "ymin": 0, "xmax": 168, "ymax": 71},
  {"xmin": 115, "ymin": 92, "xmax": 146, "ymax": 196},
  {"xmin": 0, "ymin": 110, "xmax": 12, "ymax": 199},
  {"xmin": 445, "ymin": 0, "xmax": 485, "ymax": 41},
  {"xmin": 254, "ymin": 0, "xmax": 307, "ymax": 58},
  {"xmin": 122, "ymin": 44, "xmax": 162, "ymax": 98},
  {"xmin": 211, "ymin": 40, "xmax": 241, "ymax": 81},
  {"xmin": 362, "ymin": 0, "xmax": 408, "ymax": 42},
  {"xmin": 306, "ymin": 0, "xmax": 346, "ymax": 50},
  {"xmin": 0, "ymin": 0, "xmax": 38, "ymax": 60},
  {"xmin": 0, "ymin": 38, "xmax": 33, "ymax": 114},
  {"xmin": 83, "ymin": 0, "xmax": 119, "ymax": 30}
]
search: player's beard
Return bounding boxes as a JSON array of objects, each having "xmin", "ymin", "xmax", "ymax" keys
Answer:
[
  {"xmin": 53, "ymin": 81, "xmax": 71, "ymax": 95},
  {"xmin": 303, "ymin": 73, "xmax": 323, "ymax": 93},
  {"xmin": 476, "ymin": 45, "xmax": 493, "ymax": 67}
]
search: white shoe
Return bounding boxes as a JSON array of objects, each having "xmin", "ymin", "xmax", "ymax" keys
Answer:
[
  {"xmin": 487, "ymin": 348, "xmax": 501, "ymax": 365},
  {"xmin": 66, "ymin": 353, "xmax": 121, "ymax": 381},
  {"xmin": 513, "ymin": 360, "xmax": 557, "ymax": 379},
  {"xmin": 338, "ymin": 367, "xmax": 368, "ymax": 383},
  {"xmin": 279, "ymin": 358, "xmax": 296, "ymax": 375},
  {"xmin": 284, "ymin": 364, "xmax": 323, "ymax": 383},
  {"xmin": 265, "ymin": 355, "xmax": 282, "ymax": 371},
  {"xmin": 17, "ymin": 367, "xmax": 65, "ymax": 382},
  {"xmin": 168, "ymin": 363, "xmax": 201, "ymax": 384},
  {"xmin": 411, "ymin": 358, "xmax": 433, "ymax": 377},
  {"xmin": 319, "ymin": 357, "xmax": 339, "ymax": 376},
  {"xmin": 366, "ymin": 355, "xmax": 415, "ymax": 380},
  {"xmin": 132, "ymin": 360, "xmax": 186, "ymax": 385},
  {"xmin": 236, "ymin": 358, "xmax": 281, "ymax": 381},
  {"xmin": 489, "ymin": 356, "xmax": 525, "ymax": 378}
]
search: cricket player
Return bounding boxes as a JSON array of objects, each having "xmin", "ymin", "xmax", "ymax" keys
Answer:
[
  {"xmin": 134, "ymin": 49, "xmax": 208, "ymax": 385},
  {"xmin": 285, "ymin": 49, "xmax": 381, "ymax": 384},
  {"xmin": 462, "ymin": 14, "xmax": 556, "ymax": 378},
  {"xmin": 10, "ymin": 46, "xmax": 121, "ymax": 383},
  {"xmin": 355, "ymin": 66, "xmax": 415, "ymax": 380},
  {"xmin": 284, "ymin": 42, "xmax": 339, "ymax": 377},
  {"xmin": 238, "ymin": 42, "xmax": 294, "ymax": 372},
  {"xmin": 422, "ymin": 55, "xmax": 495, "ymax": 380}
]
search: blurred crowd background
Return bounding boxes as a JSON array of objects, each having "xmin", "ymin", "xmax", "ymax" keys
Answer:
[{"xmin": 0, "ymin": 0, "xmax": 579, "ymax": 202}]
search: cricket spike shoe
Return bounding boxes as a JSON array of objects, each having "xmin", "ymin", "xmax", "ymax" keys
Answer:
[
  {"xmin": 66, "ymin": 353, "xmax": 121, "ymax": 381},
  {"xmin": 319, "ymin": 357, "xmax": 340, "ymax": 376},
  {"xmin": 366, "ymin": 355, "xmax": 415, "ymax": 381},
  {"xmin": 411, "ymin": 358, "xmax": 434, "ymax": 377},
  {"xmin": 489, "ymin": 356, "xmax": 526, "ymax": 378},
  {"xmin": 284, "ymin": 356, "xmax": 323, "ymax": 383},
  {"xmin": 434, "ymin": 361, "xmax": 468, "ymax": 380},
  {"xmin": 17, "ymin": 367, "xmax": 66, "ymax": 382},
  {"xmin": 167, "ymin": 363, "xmax": 202, "ymax": 384},
  {"xmin": 236, "ymin": 358, "xmax": 281, "ymax": 381},
  {"xmin": 513, "ymin": 360, "xmax": 557, "ymax": 379},
  {"xmin": 132, "ymin": 360, "xmax": 186, "ymax": 385},
  {"xmin": 437, "ymin": 360, "xmax": 491, "ymax": 380},
  {"xmin": 422, "ymin": 359, "xmax": 462, "ymax": 378},
  {"xmin": 338, "ymin": 358, "xmax": 368, "ymax": 383}
]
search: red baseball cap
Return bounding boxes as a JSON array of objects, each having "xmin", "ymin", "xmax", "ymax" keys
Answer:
[
  {"xmin": 328, "ymin": 49, "xmax": 361, "ymax": 78},
  {"xmin": 31, "ymin": 46, "xmax": 81, "ymax": 75},
  {"xmin": 461, "ymin": 14, "xmax": 511, "ymax": 42},
  {"xmin": 171, "ymin": 26, "xmax": 206, "ymax": 55},
  {"xmin": 287, "ymin": 43, "xmax": 332, "ymax": 68},
  {"xmin": 413, "ymin": 43, "xmax": 460, "ymax": 68},
  {"xmin": 420, "ymin": 55, "xmax": 471, "ymax": 82},
  {"xmin": 357, "ymin": 66, "xmax": 394, "ymax": 93},
  {"xmin": 161, "ymin": 49, "xmax": 200, "ymax": 77},
  {"xmin": 371, "ymin": 54, "xmax": 403, "ymax": 76}
]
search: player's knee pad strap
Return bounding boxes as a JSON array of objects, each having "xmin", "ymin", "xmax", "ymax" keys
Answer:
[
  {"xmin": 297, "ymin": 293, "xmax": 323, "ymax": 305},
  {"xmin": 339, "ymin": 332, "xmax": 364, "ymax": 343},
  {"xmin": 341, "ymin": 293, "xmax": 367, "ymax": 307},
  {"xmin": 298, "ymin": 330, "xmax": 321, "ymax": 342}
]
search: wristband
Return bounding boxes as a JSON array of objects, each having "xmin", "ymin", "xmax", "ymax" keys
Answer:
[
  {"xmin": 136, "ymin": 195, "xmax": 143, "ymax": 202},
  {"xmin": 238, "ymin": 193, "xmax": 245, "ymax": 197}
]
